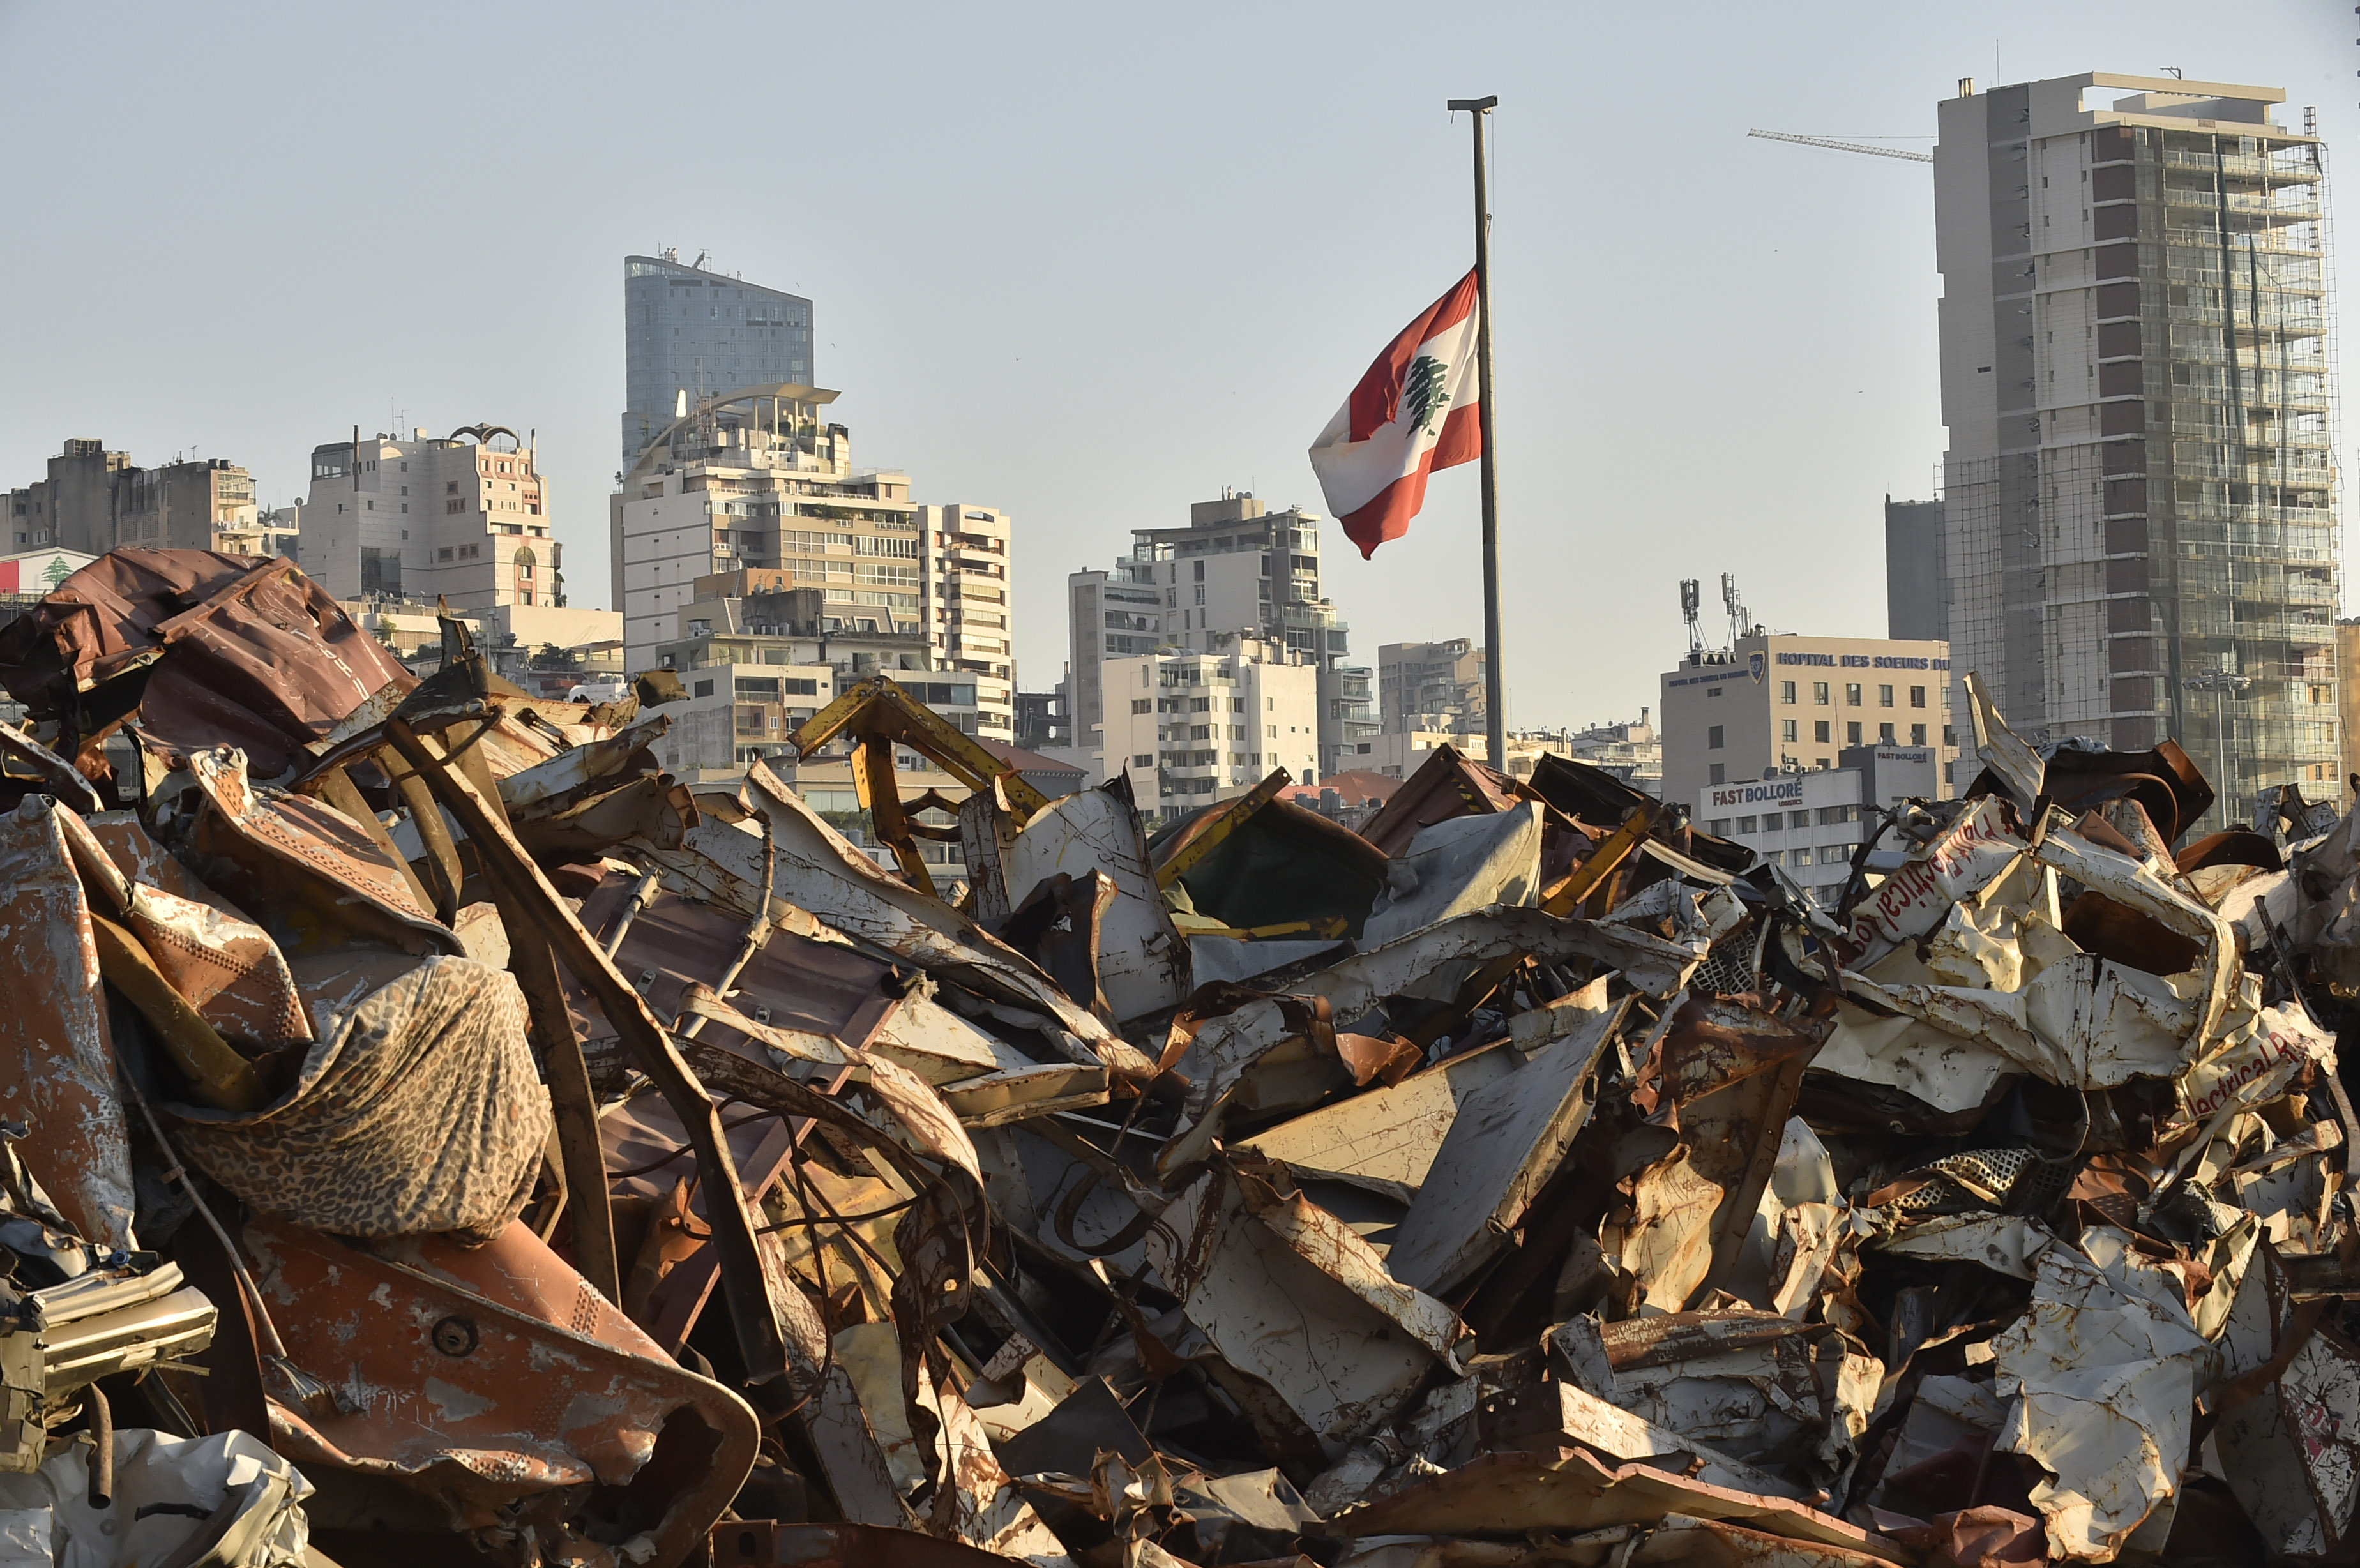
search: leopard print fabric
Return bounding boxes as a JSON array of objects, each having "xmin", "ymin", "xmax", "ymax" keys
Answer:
[{"xmin": 167, "ymin": 954, "xmax": 552, "ymax": 1245}]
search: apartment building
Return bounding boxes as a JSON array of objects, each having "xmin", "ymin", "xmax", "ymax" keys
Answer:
[
  {"xmin": 1379, "ymin": 638, "xmax": 1486, "ymax": 733},
  {"xmin": 8, "ymin": 439, "xmax": 264, "ymax": 556},
  {"xmin": 1093, "ymin": 633, "xmax": 1320, "ymax": 813},
  {"xmin": 623, "ymin": 251, "xmax": 814, "ymax": 472},
  {"xmin": 1936, "ymin": 73, "xmax": 2339, "ymax": 824},
  {"xmin": 648, "ymin": 579, "xmax": 986, "ymax": 776},
  {"xmin": 1066, "ymin": 490, "xmax": 1359, "ymax": 783},
  {"xmin": 610, "ymin": 385, "xmax": 1013, "ymax": 744},
  {"xmin": 1660, "ymin": 633, "xmax": 1960, "ymax": 810},
  {"xmin": 299, "ymin": 426, "xmax": 556, "ymax": 612}
]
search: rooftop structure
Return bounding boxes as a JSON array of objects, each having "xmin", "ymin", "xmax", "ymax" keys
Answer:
[{"xmin": 623, "ymin": 252, "xmax": 813, "ymax": 472}]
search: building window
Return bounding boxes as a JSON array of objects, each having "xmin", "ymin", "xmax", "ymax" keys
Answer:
[
  {"xmin": 1708, "ymin": 725, "xmax": 1725, "ymax": 750},
  {"xmin": 1878, "ymin": 684, "xmax": 1895, "ymax": 707},
  {"xmin": 1792, "ymin": 847, "xmax": 1813, "ymax": 866},
  {"xmin": 1944, "ymin": 725, "xmax": 1956, "ymax": 746},
  {"xmin": 1789, "ymin": 810, "xmax": 1810, "ymax": 828},
  {"xmin": 1812, "ymin": 682, "xmax": 1829, "ymax": 704},
  {"xmin": 1911, "ymin": 723, "xmax": 1928, "ymax": 746},
  {"xmin": 1780, "ymin": 681, "xmax": 1796, "ymax": 704},
  {"xmin": 1880, "ymin": 723, "xmax": 1896, "ymax": 743},
  {"xmin": 1845, "ymin": 683, "xmax": 1862, "ymax": 706},
  {"xmin": 1131, "ymin": 698, "xmax": 1151, "ymax": 714},
  {"xmin": 1707, "ymin": 818, "xmax": 1731, "ymax": 834},
  {"xmin": 1909, "ymin": 685, "xmax": 1926, "ymax": 709},
  {"xmin": 1781, "ymin": 719, "xmax": 1798, "ymax": 743},
  {"xmin": 694, "ymin": 679, "xmax": 715, "ymax": 698},
  {"xmin": 1709, "ymin": 764, "xmax": 1725, "ymax": 785},
  {"xmin": 1813, "ymin": 720, "xmax": 1830, "ymax": 743},
  {"xmin": 1847, "ymin": 721, "xmax": 1862, "ymax": 744},
  {"xmin": 1736, "ymin": 815, "xmax": 1757, "ymax": 833}
]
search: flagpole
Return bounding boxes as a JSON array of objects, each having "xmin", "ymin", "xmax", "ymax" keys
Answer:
[{"xmin": 1449, "ymin": 95, "xmax": 1504, "ymax": 770}]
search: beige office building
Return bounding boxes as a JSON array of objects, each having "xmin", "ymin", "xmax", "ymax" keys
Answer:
[
  {"xmin": 300, "ymin": 426, "xmax": 556, "ymax": 612},
  {"xmin": 1660, "ymin": 633, "xmax": 1960, "ymax": 811}
]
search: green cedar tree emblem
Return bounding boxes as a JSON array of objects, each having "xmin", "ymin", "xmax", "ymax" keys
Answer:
[{"xmin": 1401, "ymin": 354, "xmax": 1451, "ymax": 435}]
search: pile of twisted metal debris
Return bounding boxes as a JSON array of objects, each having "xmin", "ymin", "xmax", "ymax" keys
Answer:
[{"xmin": 0, "ymin": 548, "xmax": 2357, "ymax": 1567}]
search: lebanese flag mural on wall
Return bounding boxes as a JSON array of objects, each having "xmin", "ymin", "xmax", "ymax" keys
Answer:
[{"xmin": 1306, "ymin": 269, "xmax": 1482, "ymax": 559}]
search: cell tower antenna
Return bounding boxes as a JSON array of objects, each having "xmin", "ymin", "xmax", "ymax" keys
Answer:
[{"xmin": 1679, "ymin": 578, "xmax": 1704, "ymax": 658}]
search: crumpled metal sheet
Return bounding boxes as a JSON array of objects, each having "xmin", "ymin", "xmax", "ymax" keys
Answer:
[
  {"xmin": 11, "ymin": 612, "xmax": 2360, "ymax": 1568},
  {"xmin": 0, "ymin": 799, "xmax": 139, "ymax": 1253},
  {"xmin": 1361, "ymin": 803, "xmax": 1546, "ymax": 949},
  {"xmin": 1142, "ymin": 1160, "xmax": 1464, "ymax": 1461},
  {"xmin": 1004, "ymin": 783, "xmax": 1191, "ymax": 1025},
  {"xmin": 1988, "ymin": 1225, "xmax": 2211, "ymax": 1560},
  {"xmin": 0, "ymin": 550, "xmax": 414, "ymax": 781}
]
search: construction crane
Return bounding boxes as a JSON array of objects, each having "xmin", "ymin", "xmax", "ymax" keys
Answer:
[{"xmin": 1747, "ymin": 128, "xmax": 1932, "ymax": 164}]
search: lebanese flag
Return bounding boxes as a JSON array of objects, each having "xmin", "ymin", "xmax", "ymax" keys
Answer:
[{"xmin": 1306, "ymin": 269, "xmax": 1483, "ymax": 559}]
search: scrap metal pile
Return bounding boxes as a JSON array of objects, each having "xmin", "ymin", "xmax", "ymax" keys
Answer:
[{"xmin": 2, "ymin": 552, "xmax": 2360, "ymax": 1567}]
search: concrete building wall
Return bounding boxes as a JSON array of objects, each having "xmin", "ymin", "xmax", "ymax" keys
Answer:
[
  {"xmin": 1379, "ymin": 638, "xmax": 1486, "ymax": 732},
  {"xmin": 8, "ymin": 441, "xmax": 259, "ymax": 558},
  {"xmin": 1064, "ymin": 493, "xmax": 1350, "ymax": 788},
  {"xmin": 1092, "ymin": 637, "xmax": 1319, "ymax": 814},
  {"xmin": 1695, "ymin": 767, "xmax": 1868, "ymax": 907},
  {"xmin": 1884, "ymin": 497, "xmax": 1946, "ymax": 641}
]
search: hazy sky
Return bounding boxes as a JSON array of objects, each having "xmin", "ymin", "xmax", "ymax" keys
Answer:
[{"xmin": 1, "ymin": 2, "xmax": 2348, "ymax": 730}]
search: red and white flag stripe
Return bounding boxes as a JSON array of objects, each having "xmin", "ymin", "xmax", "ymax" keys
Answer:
[{"xmin": 1306, "ymin": 270, "xmax": 1482, "ymax": 559}]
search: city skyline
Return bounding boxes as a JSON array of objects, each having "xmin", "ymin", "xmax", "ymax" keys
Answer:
[{"xmin": 0, "ymin": 3, "xmax": 2347, "ymax": 735}]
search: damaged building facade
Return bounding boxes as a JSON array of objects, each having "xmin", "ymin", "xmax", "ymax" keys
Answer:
[{"xmin": 1936, "ymin": 72, "xmax": 2340, "ymax": 822}]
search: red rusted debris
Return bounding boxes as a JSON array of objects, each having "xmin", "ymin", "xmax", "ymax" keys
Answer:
[{"xmin": 0, "ymin": 551, "xmax": 2356, "ymax": 1566}]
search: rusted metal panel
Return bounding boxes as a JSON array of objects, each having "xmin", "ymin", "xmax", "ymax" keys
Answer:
[
  {"xmin": 0, "ymin": 801, "xmax": 140, "ymax": 1251},
  {"xmin": 249, "ymin": 1216, "xmax": 757, "ymax": 1567}
]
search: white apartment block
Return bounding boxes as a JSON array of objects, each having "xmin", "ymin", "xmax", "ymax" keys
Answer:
[
  {"xmin": 301, "ymin": 426, "xmax": 556, "ymax": 611},
  {"xmin": 1066, "ymin": 491, "xmax": 1363, "ymax": 783},
  {"xmin": 1660, "ymin": 633, "xmax": 1960, "ymax": 811},
  {"xmin": 610, "ymin": 386, "xmax": 1013, "ymax": 742},
  {"xmin": 1094, "ymin": 634, "xmax": 1320, "ymax": 813}
]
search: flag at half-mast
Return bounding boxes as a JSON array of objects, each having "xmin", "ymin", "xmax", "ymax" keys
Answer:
[{"xmin": 1306, "ymin": 269, "xmax": 1481, "ymax": 559}]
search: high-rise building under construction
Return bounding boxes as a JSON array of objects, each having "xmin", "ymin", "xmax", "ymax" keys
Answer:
[{"xmin": 1935, "ymin": 73, "xmax": 2338, "ymax": 825}]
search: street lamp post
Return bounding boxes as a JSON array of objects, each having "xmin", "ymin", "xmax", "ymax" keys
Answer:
[{"xmin": 2182, "ymin": 670, "xmax": 2253, "ymax": 829}]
